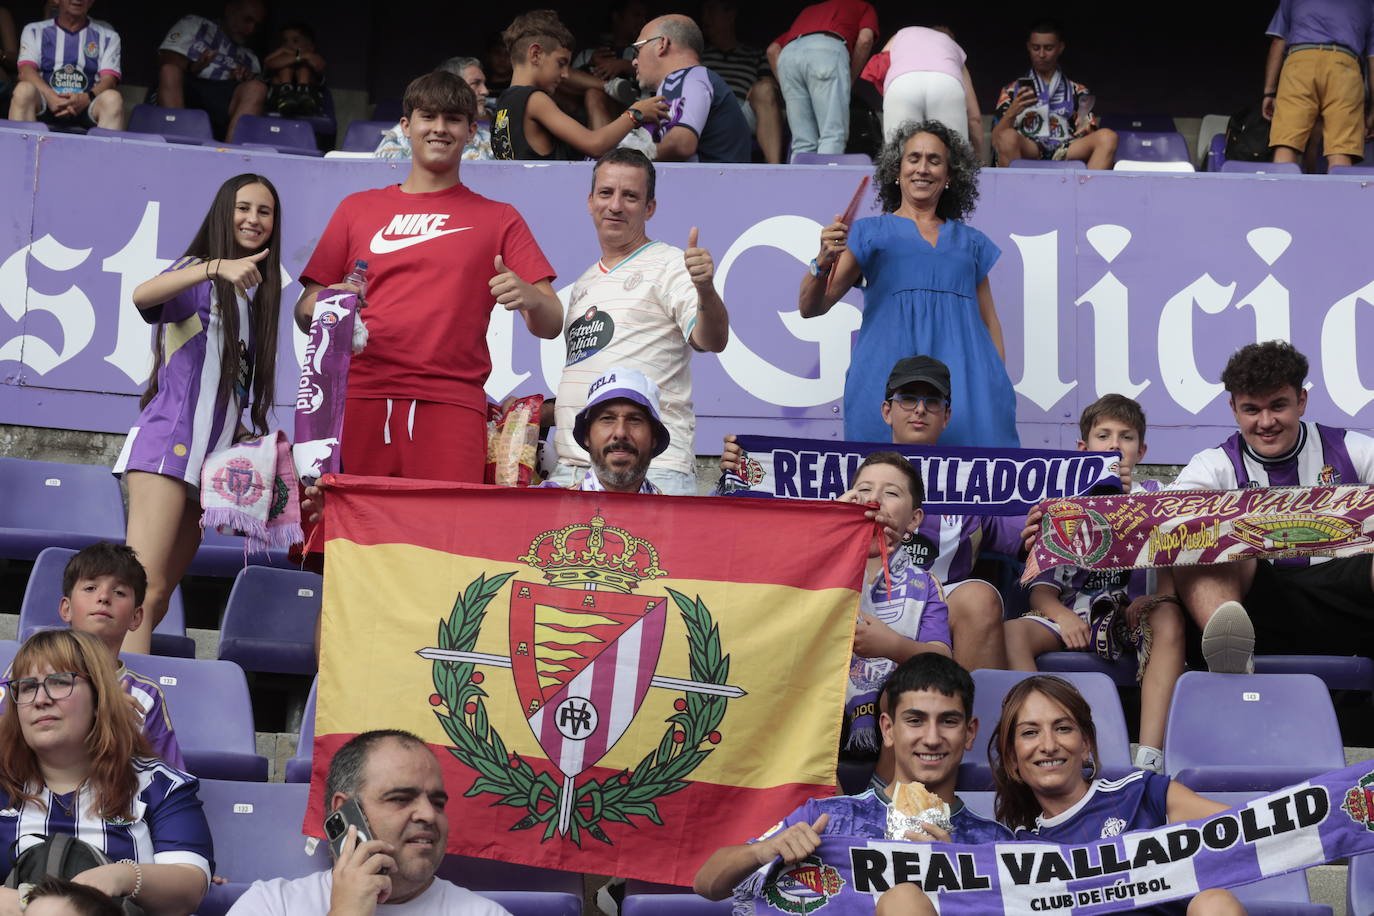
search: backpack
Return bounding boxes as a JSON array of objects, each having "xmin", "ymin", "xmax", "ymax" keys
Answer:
[
  {"xmin": 5, "ymin": 833, "xmax": 148, "ymax": 915},
  {"xmin": 1224, "ymin": 104, "xmax": 1273, "ymax": 162}
]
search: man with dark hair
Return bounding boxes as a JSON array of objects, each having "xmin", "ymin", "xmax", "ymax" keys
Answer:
[
  {"xmin": 228, "ymin": 730, "xmax": 509, "ymax": 914},
  {"xmin": 693, "ymin": 653, "xmax": 1010, "ymax": 901},
  {"xmin": 700, "ymin": 0, "xmax": 786, "ymax": 163},
  {"xmin": 550, "ymin": 366, "xmax": 671, "ymax": 494},
  {"xmin": 548, "ymin": 149, "xmax": 730, "ymax": 494},
  {"xmin": 632, "ymin": 13, "xmax": 752, "ymax": 162},
  {"xmin": 1169, "ymin": 340, "xmax": 1374, "ymax": 672},
  {"xmin": 375, "ymin": 57, "xmax": 492, "ymax": 161},
  {"xmin": 9, "ymin": 0, "xmax": 124, "ymax": 129},
  {"xmin": 295, "ymin": 69, "xmax": 562, "ymax": 485},
  {"xmin": 156, "ymin": 0, "xmax": 267, "ymax": 140},
  {"xmin": 992, "ymin": 18, "xmax": 1116, "ymax": 169}
]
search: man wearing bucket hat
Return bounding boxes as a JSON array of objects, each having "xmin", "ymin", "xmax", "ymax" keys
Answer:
[{"xmin": 554, "ymin": 366, "xmax": 671, "ymax": 494}]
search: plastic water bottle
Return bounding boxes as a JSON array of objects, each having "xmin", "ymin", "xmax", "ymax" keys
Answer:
[{"xmin": 343, "ymin": 259, "xmax": 368, "ymax": 297}]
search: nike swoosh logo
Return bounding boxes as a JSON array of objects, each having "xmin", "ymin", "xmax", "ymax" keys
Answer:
[{"xmin": 368, "ymin": 226, "xmax": 472, "ymax": 254}]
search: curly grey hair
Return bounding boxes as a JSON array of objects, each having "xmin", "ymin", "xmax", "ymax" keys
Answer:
[{"xmin": 874, "ymin": 120, "xmax": 981, "ymax": 220}]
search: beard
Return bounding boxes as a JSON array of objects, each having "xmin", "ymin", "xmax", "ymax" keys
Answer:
[{"xmin": 593, "ymin": 443, "xmax": 650, "ymax": 490}]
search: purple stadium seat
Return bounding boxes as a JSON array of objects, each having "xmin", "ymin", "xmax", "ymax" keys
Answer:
[
  {"xmin": 196, "ymin": 139, "xmax": 280, "ymax": 153},
  {"xmin": 0, "ymin": 119, "xmax": 49, "ymax": 133},
  {"xmin": 19, "ymin": 547, "xmax": 194, "ymax": 658},
  {"xmin": 1100, "ymin": 114, "xmax": 1176, "ymax": 133},
  {"xmin": 0, "ymin": 640, "xmax": 18, "ymax": 673},
  {"xmin": 623, "ymin": 882, "xmax": 733, "ymax": 916},
  {"xmin": 127, "ymin": 104, "xmax": 213, "ymax": 143},
  {"xmin": 342, "ymin": 119, "xmax": 395, "ymax": 152},
  {"xmin": 193, "ymin": 779, "xmax": 330, "ymax": 916},
  {"xmin": 790, "ymin": 152, "xmax": 872, "ymax": 166},
  {"xmin": 120, "ymin": 651, "xmax": 269, "ymax": 781},
  {"xmin": 961, "ymin": 670, "xmax": 1131, "ymax": 790},
  {"xmin": 1116, "ymin": 130, "xmax": 1191, "ymax": 162},
  {"xmin": 218, "ymin": 566, "xmax": 321, "ymax": 675},
  {"xmin": 0, "ymin": 458, "xmax": 126, "ymax": 561},
  {"xmin": 1035, "ymin": 651, "xmax": 1137, "ymax": 685},
  {"xmin": 437, "ymin": 856, "xmax": 582, "ymax": 894},
  {"xmin": 1164, "ymin": 672, "xmax": 1343, "ymax": 792},
  {"xmin": 1350, "ymin": 851, "xmax": 1374, "ymax": 916},
  {"xmin": 232, "ymin": 114, "xmax": 319, "ymax": 153},
  {"xmin": 1329, "ymin": 164, "xmax": 1374, "ymax": 175},
  {"xmin": 1219, "ymin": 160, "xmax": 1301, "ymax": 174},
  {"xmin": 1007, "ymin": 158, "xmax": 1087, "ymax": 170},
  {"xmin": 87, "ymin": 127, "xmax": 167, "ymax": 143},
  {"xmin": 481, "ymin": 891, "xmax": 582, "ymax": 916},
  {"xmin": 188, "ymin": 525, "xmax": 292, "ymax": 577},
  {"xmin": 285, "ymin": 675, "xmax": 317, "ymax": 783},
  {"xmin": 1206, "ymin": 133, "xmax": 1227, "ymax": 171},
  {"xmin": 1253, "ymin": 654, "xmax": 1374, "ymax": 691}
]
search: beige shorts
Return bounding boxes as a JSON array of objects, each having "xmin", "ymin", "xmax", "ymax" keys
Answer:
[{"xmin": 1269, "ymin": 48, "xmax": 1366, "ymax": 158}]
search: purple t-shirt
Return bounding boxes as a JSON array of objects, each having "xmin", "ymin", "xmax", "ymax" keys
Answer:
[
  {"xmin": 902, "ymin": 512, "xmax": 1024, "ymax": 586},
  {"xmin": 122, "ymin": 667, "xmax": 187, "ymax": 772},
  {"xmin": 848, "ymin": 549, "xmax": 950, "ymax": 707},
  {"xmin": 1266, "ymin": 0, "xmax": 1374, "ymax": 56},
  {"xmin": 652, "ymin": 65, "xmax": 752, "ymax": 163},
  {"xmin": 760, "ymin": 787, "xmax": 1013, "ymax": 847}
]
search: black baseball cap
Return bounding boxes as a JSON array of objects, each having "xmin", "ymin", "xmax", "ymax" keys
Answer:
[{"xmin": 885, "ymin": 356, "xmax": 952, "ymax": 399}]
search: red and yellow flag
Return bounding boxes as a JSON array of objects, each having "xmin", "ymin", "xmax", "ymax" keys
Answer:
[{"xmin": 305, "ymin": 476, "xmax": 871, "ymax": 885}]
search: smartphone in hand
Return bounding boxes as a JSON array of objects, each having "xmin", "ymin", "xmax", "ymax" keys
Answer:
[{"xmin": 325, "ymin": 797, "xmax": 385, "ymax": 871}]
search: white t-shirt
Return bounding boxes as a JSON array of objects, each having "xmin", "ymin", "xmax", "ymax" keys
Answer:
[
  {"xmin": 227, "ymin": 870, "xmax": 512, "ymax": 916},
  {"xmin": 554, "ymin": 241, "xmax": 701, "ymax": 476}
]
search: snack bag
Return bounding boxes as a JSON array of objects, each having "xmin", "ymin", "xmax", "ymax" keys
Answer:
[{"xmin": 486, "ymin": 395, "xmax": 545, "ymax": 486}]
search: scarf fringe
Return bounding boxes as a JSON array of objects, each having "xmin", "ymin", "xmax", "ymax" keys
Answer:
[{"xmin": 732, "ymin": 863, "xmax": 772, "ymax": 916}]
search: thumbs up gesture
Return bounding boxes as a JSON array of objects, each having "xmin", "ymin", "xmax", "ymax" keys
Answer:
[
  {"xmin": 214, "ymin": 248, "xmax": 271, "ymax": 292},
  {"xmin": 683, "ymin": 227, "xmax": 714, "ymax": 290},
  {"xmin": 489, "ymin": 254, "xmax": 534, "ymax": 312}
]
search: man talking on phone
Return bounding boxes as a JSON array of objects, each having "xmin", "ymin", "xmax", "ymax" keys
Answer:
[
  {"xmin": 991, "ymin": 17, "xmax": 1117, "ymax": 169},
  {"xmin": 228, "ymin": 730, "xmax": 510, "ymax": 916}
]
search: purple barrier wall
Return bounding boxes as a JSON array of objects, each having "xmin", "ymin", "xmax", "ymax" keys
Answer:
[{"xmin": 2, "ymin": 130, "xmax": 1373, "ymax": 463}]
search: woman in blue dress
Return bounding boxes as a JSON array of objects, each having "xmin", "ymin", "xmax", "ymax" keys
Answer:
[{"xmin": 800, "ymin": 119, "xmax": 1018, "ymax": 448}]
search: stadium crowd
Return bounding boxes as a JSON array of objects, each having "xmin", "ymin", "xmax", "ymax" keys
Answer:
[{"xmin": 2, "ymin": 0, "xmax": 1374, "ymax": 914}]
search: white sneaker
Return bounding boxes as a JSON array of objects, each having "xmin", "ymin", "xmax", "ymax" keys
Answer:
[{"xmin": 1201, "ymin": 600, "xmax": 1255, "ymax": 674}]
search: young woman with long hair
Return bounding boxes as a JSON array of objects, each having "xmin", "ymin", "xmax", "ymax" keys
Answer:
[{"xmin": 113, "ymin": 173, "xmax": 283, "ymax": 654}]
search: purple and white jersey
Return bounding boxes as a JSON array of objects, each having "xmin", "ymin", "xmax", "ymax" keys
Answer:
[
  {"xmin": 1030, "ymin": 481, "xmax": 1161, "ymax": 616},
  {"xmin": 122, "ymin": 666, "xmax": 187, "ymax": 772},
  {"xmin": 1018, "ymin": 770, "xmax": 1183, "ymax": 915},
  {"xmin": 902, "ymin": 512, "xmax": 1024, "ymax": 586},
  {"xmin": 114, "ymin": 257, "xmax": 252, "ymax": 487},
  {"xmin": 17, "ymin": 17, "xmax": 121, "ymax": 93},
  {"xmin": 1170, "ymin": 422, "xmax": 1374, "ymax": 565},
  {"xmin": 0, "ymin": 757, "xmax": 214, "ymax": 881},
  {"xmin": 160, "ymin": 14, "xmax": 260, "ymax": 82},
  {"xmin": 849, "ymin": 549, "xmax": 950, "ymax": 702},
  {"xmin": 760, "ymin": 787, "xmax": 1013, "ymax": 847}
]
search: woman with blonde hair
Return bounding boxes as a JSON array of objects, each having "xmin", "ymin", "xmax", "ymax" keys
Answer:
[{"xmin": 0, "ymin": 630, "xmax": 212, "ymax": 915}]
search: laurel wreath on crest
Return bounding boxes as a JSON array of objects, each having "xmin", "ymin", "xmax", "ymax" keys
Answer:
[{"xmin": 430, "ymin": 572, "xmax": 732, "ymax": 846}]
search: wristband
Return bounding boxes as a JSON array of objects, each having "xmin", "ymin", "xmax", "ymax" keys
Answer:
[{"xmin": 119, "ymin": 859, "xmax": 144, "ymax": 899}]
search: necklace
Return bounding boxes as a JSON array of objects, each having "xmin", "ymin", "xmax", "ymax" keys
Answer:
[{"xmin": 50, "ymin": 789, "xmax": 78, "ymax": 817}]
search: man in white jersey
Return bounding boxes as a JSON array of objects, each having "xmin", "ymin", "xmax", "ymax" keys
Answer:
[
  {"xmin": 228, "ymin": 730, "xmax": 509, "ymax": 916},
  {"xmin": 549, "ymin": 148, "xmax": 730, "ymax": 496},
  {"xmin": 1168, "ymin": 340, "xmax": 1374, "ymax": 673},
  {"xmin": 9, "ymin": 0, "xmax": 123, "ymax": 129}
]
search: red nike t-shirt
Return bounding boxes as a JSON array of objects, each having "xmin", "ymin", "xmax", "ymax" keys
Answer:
[{"xmin": 301, "ymin": 182, "xmax": 556, "ymax": 413}]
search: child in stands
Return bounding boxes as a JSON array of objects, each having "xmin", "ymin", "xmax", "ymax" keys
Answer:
[
  {"xmin": 114, "ymin": 174, "xmax": 284, "ymax": 655},
  {"xmin": 263, "ymin": 21, "xmax": 326, "ymax": 117},
  {"xmin": 839, "ymin": 452, "xmax": 951, "ymax": 758},
  {"xmin": 1004, "ymin": 394, "xmax": 1184, "ymax": 773},
  {"xmin": 491, "ymin": 9, "xmax": 667, "ymax": 161}
]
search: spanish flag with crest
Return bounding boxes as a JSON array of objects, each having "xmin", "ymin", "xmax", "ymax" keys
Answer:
[{"xmin": 305, "ymin": 475, "xmax": 873, "ymax": 885}]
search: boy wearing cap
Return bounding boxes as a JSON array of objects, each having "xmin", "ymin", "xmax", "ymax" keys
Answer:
[{"xmin": 547, "ymin": 367, "xmax": 672, "ymax": 494}]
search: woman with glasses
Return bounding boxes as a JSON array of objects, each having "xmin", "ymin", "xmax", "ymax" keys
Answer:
[
  {"xmin": 0, "ymin": 630, "xmax": 212, "ymax": 915},
  {"xmin": 799, "ymin": 118, "xmax": 1018, "ymax": 449}
]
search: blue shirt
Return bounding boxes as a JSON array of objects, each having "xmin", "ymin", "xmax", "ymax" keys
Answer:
[
  {"xmin": 652, "ymin": 65, "xmax": 752, "ymax": 162},
  {"xmin": 17, "ymin": 17, "xmax": 121, "ymax": 92},
  {"xmin": 764, "ymin": 787, "xmax": 1013, "ymax": 847},
  {"xmin": 0, "ymin": 758, "xmax": 214, "ymax": 881},
  {"xmin": 1266, "ymin": 0, "xmax": 1374, "ymax": 56}
]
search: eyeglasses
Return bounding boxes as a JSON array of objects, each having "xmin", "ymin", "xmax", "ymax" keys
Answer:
[
  {"xmin": 630, "ymin": 35, "xmax": 664, "ymax": 56},
  {"xmin": 888, "ymin": 394, "xmax": 950, "ymax": 412},
  {"xmin": 3, "ymin": 672, "xmax": 86, "ymax": 705}
]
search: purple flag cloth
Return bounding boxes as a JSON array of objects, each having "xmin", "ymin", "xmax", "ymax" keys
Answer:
[{"xmin": 293, "ymin": 292, "xmax": 362, "ymax": 484}]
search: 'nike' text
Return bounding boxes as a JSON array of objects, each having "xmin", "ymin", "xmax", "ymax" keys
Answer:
[{"xmin": 369, "ymin": 214, "xmax": 472, "ymax": 254}]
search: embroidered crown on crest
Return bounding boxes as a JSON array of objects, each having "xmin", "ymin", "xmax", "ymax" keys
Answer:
[{"xmin": 518, "ymin": 515, "xmax": 667, "ymax": 593}]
